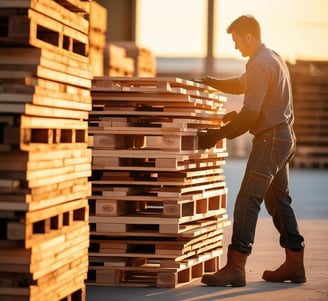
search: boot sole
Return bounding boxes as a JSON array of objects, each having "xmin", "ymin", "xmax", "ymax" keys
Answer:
[
  {"xmin": 202, "ymin": 276, "xmax": 246, "ymax": 287},
  {"xmin": 262, "ymin": 276, "xmax": 306, "ymax": 283}
]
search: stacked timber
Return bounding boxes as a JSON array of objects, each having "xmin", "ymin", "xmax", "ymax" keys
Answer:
[
  {"xmin": 111, "ymin": 41, "xmax": 156, "ymax": 77},
  {"xmin": 288, "ymin": 60, "xmax": 328, "ymax": 168},
  {"xmin": 105, "ymin": 44, "xmax": 135, "ymax": 77},
  {"xmin": 0, "ymin": 0, "xmax": 92, "ymax": 300},
  {"xmin": 87, "ymin": 77, "xmax": 230, "ymax": 287},
  {"xmin": 88, "ymin": 1, "xmax": 107, "ymax": 76}
]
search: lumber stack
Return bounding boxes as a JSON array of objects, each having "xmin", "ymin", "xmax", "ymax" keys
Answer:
[
  {"xmin": 110, "ymin": 41, "xmax": 156, "ymax": 77},
  {"xmin": 288, "ymin": 60, "xmax": 328, "ymax": 168},
  {"xmin": 87, "ymin": 77, "xmax": 230, "ymax": 287},
  {"xmin": 88, "ymin": 1, "xmax": 107, "ymax": 76},
  {"xmin": 106, "ymin": 44, "xmax": 135, "ymax": 77},
  {"xmin": 0, "ymin": 0, "xmax": 92, "ymax": 300}
]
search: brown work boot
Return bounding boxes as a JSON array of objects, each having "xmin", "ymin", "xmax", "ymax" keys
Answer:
[
  {"xmin": 262, "ymin": 248, "xmax": 306, "ymax": 283},
  {"xmin": 201, "ymin": 246, "xmax": 247, "ymax": 287}
]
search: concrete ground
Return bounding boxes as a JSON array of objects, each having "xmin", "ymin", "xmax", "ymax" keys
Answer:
[{"xmin": 86, "ymin": 159, "xmax": 328, "ymax": 301}]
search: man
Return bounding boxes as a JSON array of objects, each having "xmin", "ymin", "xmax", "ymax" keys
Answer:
[{"xmin": 194, "ymin": 15, "xmax": 306, "ymax": 287}]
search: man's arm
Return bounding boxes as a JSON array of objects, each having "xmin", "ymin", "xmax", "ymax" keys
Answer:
[
  {"xmin": 193, "ymin": 75, "xmax": 246, "ymax": 95},
  {"xmin": 197, "ymin": 109, "xmax": 259, "ymax": 149}
]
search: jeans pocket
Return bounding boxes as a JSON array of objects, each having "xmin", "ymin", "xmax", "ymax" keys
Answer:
[
  {"xmin": 245, "ymin": 170, "xmax": 273, "ymax": 198},
  {"xmin": 270, "ymin": 137, "xmax": 293, "ymax": 168}
]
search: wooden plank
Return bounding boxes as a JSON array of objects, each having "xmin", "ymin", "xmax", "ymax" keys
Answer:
[
  {"xmin": 0, "ymin": 103, "xmax": 88, "ymax": 119},
  {"xmin": 90, "ymin": 207, "xmax": 227, "ymax": 235},
  {"xmin": 0, "ymin": 92, "xmax": 91, "ymax": 111},
  {"xmin": 0, "ymin": 47, "xmax": 92, "ymax": 78},
  {"xmin": 92, "ymin": 76, "xmax": 222, "ymax": 96}
]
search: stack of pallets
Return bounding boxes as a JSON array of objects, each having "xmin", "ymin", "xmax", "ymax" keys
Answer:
[
  {"xmin": 106, "ymin": 44, "xmax": 135, "ymax": 77},
  {"xmin": 0, "ymin": 0, "xmax": 92, "ymax": 300},
  {"xmin": 111, "ymin": 41, "xmax": 156, "ymax": 77},
  {"xmin": 88, "ymin": 1, "xmax": 107, "ymax": 76},
  {"xmin": 288, "ymin": 60, "xmax": 328, "ymax": 168},
  {"xmin": 87, "ymin": 77, "xmax": 230, "ymax": 287}
]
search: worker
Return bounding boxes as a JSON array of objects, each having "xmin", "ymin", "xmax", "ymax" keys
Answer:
[{"xmin": 193, "ymin": 15, "xmax": 306, "ymax": 287}]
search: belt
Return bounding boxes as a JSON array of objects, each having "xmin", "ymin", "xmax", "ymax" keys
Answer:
[{"xmin": 256, "ymin": 123, "xmax": 290, "ymax": 136}]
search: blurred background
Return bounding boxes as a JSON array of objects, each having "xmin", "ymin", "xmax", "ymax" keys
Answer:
[{"xmin": 93, "ymin": 0, "xmax": 328, "ymax": 167}]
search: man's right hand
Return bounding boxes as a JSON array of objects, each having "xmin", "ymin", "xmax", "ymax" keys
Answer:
[
  {"xmin": 191, "ymin": 76, "xmax": 216, "ymax": 85},
  {"xmin": 222, "ymin": 111, "xmax": 238, "ymax": 124},
  {"xmin": 191, "ymin": 77, "xmax": 206, "ymax": 84},
  {"xmin": 197, "ymin": 128, "xmax": 223, "ymax": 149}
]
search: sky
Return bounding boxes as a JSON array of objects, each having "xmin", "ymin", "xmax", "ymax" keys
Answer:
[{"xmin": 136, "ymin": 0, "xmax": 328, "ymax": 61}]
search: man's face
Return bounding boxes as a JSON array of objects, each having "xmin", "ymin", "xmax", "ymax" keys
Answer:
[{"xmin": 231, "ymin": 32, "xmax": 251, "ymax": 57}]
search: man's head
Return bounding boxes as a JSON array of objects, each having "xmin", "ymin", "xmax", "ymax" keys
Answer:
[{"xmin": 227, "ymin": 15, "xmax": 262, "ymax": 57}]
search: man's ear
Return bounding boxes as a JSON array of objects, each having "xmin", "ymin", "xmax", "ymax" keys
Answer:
[{"xmin": 245, "ymin": 33, "xmax": 252, "ymax": 43}]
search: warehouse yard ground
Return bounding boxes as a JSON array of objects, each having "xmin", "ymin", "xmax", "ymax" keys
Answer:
[{"xmin": 86, "ymin": 159, "xmax": 328, "ymax": 301}]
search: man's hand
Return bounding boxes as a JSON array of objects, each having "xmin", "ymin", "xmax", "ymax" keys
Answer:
[
  {"xmin": 197, "ymin": 111, "xmax": 237, "ymax": 149},
  {"xmin": 197, "ymin": 128, "xmax": 223, "ymax": 149},
  {"xmin": 191, "ymin": 77, "xmax": 205, "ymax": 83},
  {"xmin": 222, "ymin": 111, "xmax": 238, "ymax": 124},
  {"xmin": 191, "ymin": 76, "xmax": 214, "ymax": 86}
]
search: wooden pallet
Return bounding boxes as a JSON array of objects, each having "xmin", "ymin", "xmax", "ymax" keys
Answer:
[
  {"xmin": 2, "ymin": 198, "xmax": 88, "ymax": 247},
  {"xmin": 92, "ymin": 187, "xmax": 227, "ymax": 219},
  {"xmin": 0, "ymin": 78, "xmax": 91, "ymax": 111},
  {"xmin": 92, "ymin": 151, "xmax": 227, "ymax": 173},
  {"xmin": 89, "ymin": 218, "xmax": 228, "ymax": 260},
  {"xmin": 288, "ymin": 60, "xmax": 328, "ymax": 169},
  {"xmin": 291, "ymin": 145, "xmax": 328, "ymax": 168},
  {"xmin": 87, "ymin": 250, "xmax": 222, "ymax": 288},
  {"xmin": 0, "ymin": 262, "xmax": 87, "ymax": 301},
  {"xmin": 92, "ymin": 76, "xmax": 219, "ymax": 92},
  {"xmin": 0, "ymin": 115, "xmax": 89, "ymax": 152},
  {"xmin": 0, "ymin": 47, "xmax": 92, "ymax": 88},
  {"xmin": 91, "ymin": 81, "xmax": 225, "ymax": 112},
  {"xmin": 0, "ymin": 0, "xmax": 89, "ymax": 31},
  {"xmin": 90, "ymin": 207, "xmax": 227, "ymax": 235},
  {"xmin": 0, "ymin": 0, "xmax": 90, "ymax": 14},
  {"xmin": 0, "ymin": 7, "xmax": 89, "ymax": 59}
]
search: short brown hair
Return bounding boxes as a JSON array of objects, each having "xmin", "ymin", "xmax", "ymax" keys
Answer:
[{"xmin": 227, "ymin": 15, "xmax": 261, "ymax": 41}]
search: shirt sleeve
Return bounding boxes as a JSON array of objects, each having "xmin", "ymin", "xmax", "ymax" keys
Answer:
[
  {"xmin": 243, "ymin": 63, "xmax": 271, "ymax": 112},
  {"xmin": 205, "ymin": 74, "xmax": 246, "ymax": 94}
]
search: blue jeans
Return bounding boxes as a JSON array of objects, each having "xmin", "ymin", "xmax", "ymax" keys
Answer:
[{"xmin": 231, "ymin": 123, "xmax": 305, "ymax": 255}]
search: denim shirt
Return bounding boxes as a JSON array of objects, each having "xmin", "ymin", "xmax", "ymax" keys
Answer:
[{"xmin": 241, "ymin": 44, "xmax": 294, "ymax": 135}]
